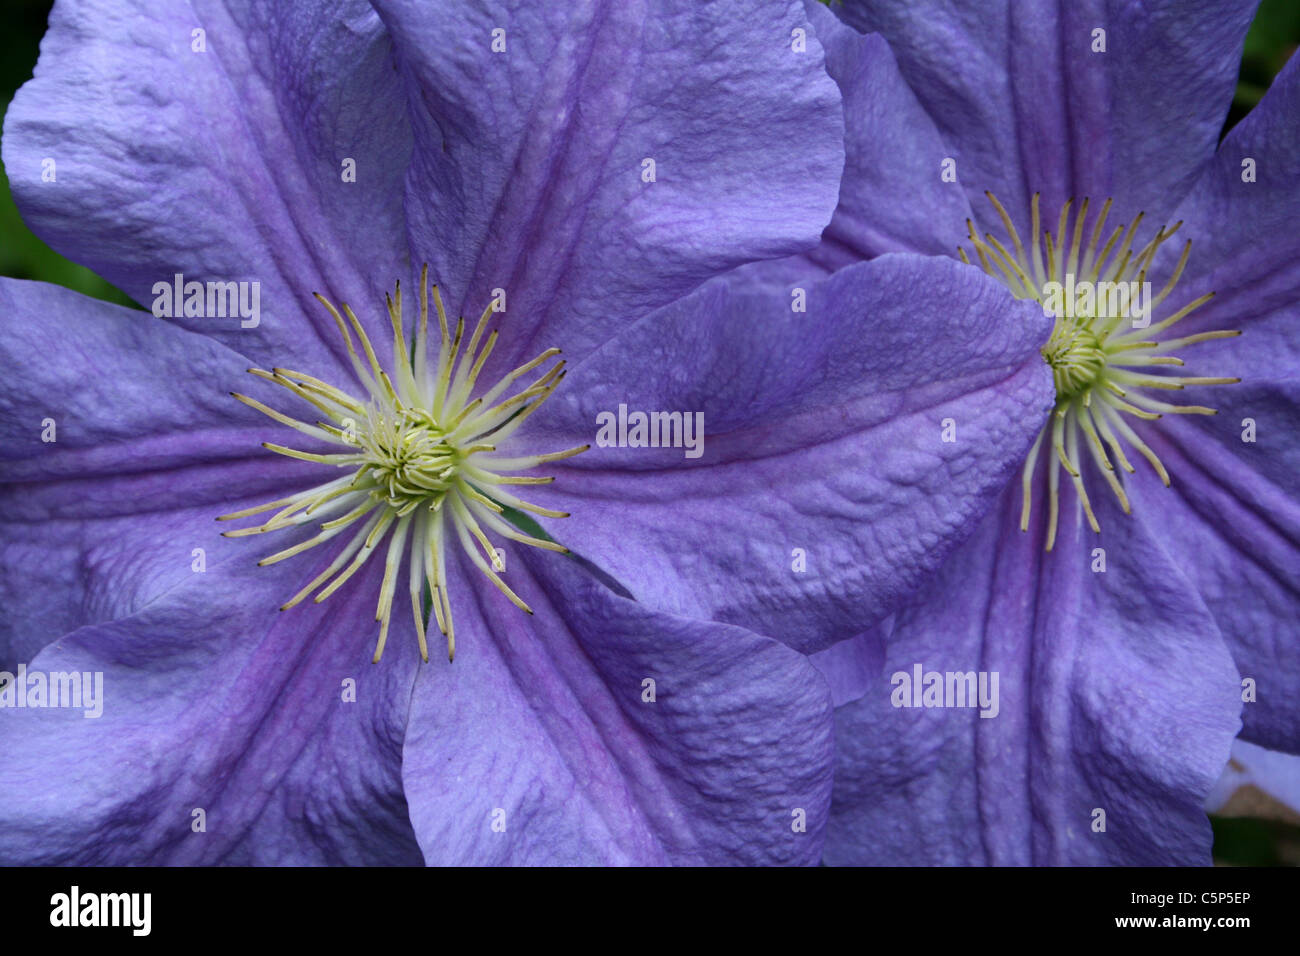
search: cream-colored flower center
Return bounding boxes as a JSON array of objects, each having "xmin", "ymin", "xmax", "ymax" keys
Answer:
[
  {"xmin": 1042, "ymin": 321, "xmax": 1106, "ymax": 401},
  {"xmin": 218, "ymin": 267, "xmax": 587, "ymax": 662},
  {"xmin": 960, "ymin": 192, "xmax": 1240, "ymax": 550},
  {"xmin": 363, "ymin": 408, "xmax": 461, "ymax": 505}
]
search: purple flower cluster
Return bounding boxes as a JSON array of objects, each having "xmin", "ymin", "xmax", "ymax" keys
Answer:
[{"xmin": 0, "ymin": 0, "xmax": 1294, "ymax": 866}]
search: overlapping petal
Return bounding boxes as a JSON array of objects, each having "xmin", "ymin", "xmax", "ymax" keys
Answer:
[
  {"xmin": 1162, "ymin": 53, "xmax": 1300, "ymax": 371},
  {"xmin": 373, "ymin": 0, "xmax": 845, "ymax": 370},
  {"xmin": 819, "ymin": 486, "xmax": 1241, "ymax": 865},
  {"xmin": 831, "ymin": 0, "xmax": 1258, "ymax": 229},
  {"xmin": 402, "ymin": 548, "xmax": 835, "ymax": 865},
  {"xmin": 798, "ymin": 0, "xmax": 972, "ymax": 263},
  {"xmin": 519, "ymin": 253, "xmax": 1054, "ymax": 653},
  {"xmin": 0, "ymin": 278, "xmax": 315, "ymax": 669}
]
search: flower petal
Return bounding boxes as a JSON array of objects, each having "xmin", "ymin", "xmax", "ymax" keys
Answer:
[
  {"xmin": 401, "ymin": 548, "xmax": 834, "ymax": 865},
  {"xmin": 520, "ymin": 254, "xmax": 1055, "ymax": 653},
  {"xmin": 1162, "ymin": 53, "xmax": 1300, "ymax": 374},
  {"xmin": 2, "ymin": 0, "xmax": 414, "ymax": 372},
  {"xmin": 0, "ymin": 278, "xmax": 312, "ymax": 669},
  {"xmin": 819, "ymin": 488, "xmax": 1241, "ymax": 865},
  {"xmin": 371, "ymin": 0, "xmax": 845, "ymax": 367},
  {"xmin": 0, "ymin": 551, "xmax": 423, "ymax": 865},
  {"xmin": 833, "ymin": 0, "xmax": 1258, "ymax": 228},
  {"xmin": 800, "ymin": 0, "xmax": 973, "ymax": 262},
  {"xmin": 1137, "ymin": 380, "xmax": 1300, "ymax": 753}
]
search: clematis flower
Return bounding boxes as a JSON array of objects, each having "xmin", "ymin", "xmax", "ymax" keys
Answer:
[
  {"xmin": 768, "ymin": 0, "xmax": 1298, "ymax": 864},
  {"xmin": 0, "ymin": 0, "xmax": 1049, "ymax": 865},
  {"xmin": 0, "ymin": 0, "xmax": 846, "ymax": 866}
]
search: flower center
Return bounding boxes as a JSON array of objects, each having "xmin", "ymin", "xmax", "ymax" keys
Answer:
[
  {"xmin": 218, "ymin": 266, "xmax": 588, "ymax": 662},
  {"xmin": 1042, "ymin": 320, "xmax": 1106, "ymax": 401},
  {"xmin": 960, "ymin": 192, "xmax": 1240, "ymax": 550},
  {"xmin": 364, "ymin": 408, "xmax": 461, "ymax": 506}
]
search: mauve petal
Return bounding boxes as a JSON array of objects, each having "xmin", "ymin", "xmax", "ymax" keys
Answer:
[
  {"xmin": 1104, "ymin": 52, "xmax": 1300, "ymax": 750},
  {"xmin": 1136, "ymin": 381, "xmax": 1300, "ymax": 752},
  {"xmin": 821, "ymin": 488, "xmax": 1240, "ymax": 865},
  {"xmin": 833, "ymin": 0, "xmax": 1257, "ymax": 230},
  {"xmin": 516, "ymin": 254, "xmax": 1054, "ymax": 654},
  {"xmin": 371, "ymin": 0, "xmax": 845, "ymax": 370},
  {"xmin": 0, "ymin": 278, "xmax": 314, "ymax": 667},
  {"xmin": 989, "ymin": 50, "xmax": 1300, "ymax": 753},
  {"xmin": 0, "ymin": 551, "xmax": 423, "ymax": 865},
  {"xmin": 1159, "ymin": 53, "xmax": 1300, "ymax": 375},
  {"xmin": 401, "ymin": 548, "xmax": 834, "ymax": 865},
  {"xmin": 2, "ymin": 0, "xmax": 413, "ymax": 374},
  {"xmin": 1207, "ymin": 739, "xmax": 1300, "ymax": 819},
  {"xmin": 808, "ymin": 625, "xmax": 887, "ymax": 708},
  {"xmin": 801, "ymin": 0, "xmax": 972, "ymax": 261}
]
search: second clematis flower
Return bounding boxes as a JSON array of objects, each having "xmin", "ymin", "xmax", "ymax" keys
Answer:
[
  {"xmin": 0, "ymin": 0, "xmax": 1049, "ymax": 864},
  {"xmin": 782, "ymin": 0, "xmax": 1300, "ymax": 865}
]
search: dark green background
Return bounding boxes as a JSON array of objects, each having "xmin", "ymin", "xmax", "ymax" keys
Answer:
[{"xmin": 2, "ymin": 0, "xmax": 1298, "ymax": 865}]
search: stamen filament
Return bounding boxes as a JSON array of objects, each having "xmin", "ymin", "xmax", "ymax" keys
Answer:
[
  {"xmin": 226, "ymin": 268, "xmax": 584, "ymax": 660},
  {"xmin": 959, "ymin": 193, "xmax": 1238, "ymax": 548}
]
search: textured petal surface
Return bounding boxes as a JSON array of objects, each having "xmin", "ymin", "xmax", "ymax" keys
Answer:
[
  {"xmin": 3, "ymin": 0, "xmax": 413, "ymax": 373},
  {"xmin": 820, "ymin": 487, "xmax": 1241, "ymax": 865},
  {"xmin": 1134, "ymin": 385, "xmax": 1300, "ymax": 754},
  {"xmin": 0, "ymin": 279, "xmax": 313, "ymax": 669},
  {"xmin": 0, "ymin": 548, "xmax": 423, "ymax": 865},
  {"xmin": 800, "ymin": 0, "xmax": 972, "ymax": 262},
  {"xmin": 1162, "ymin": 54, "xmax": 1300, "ymax": 369},
  {"xmin": 372, "ymin": 0, "xmax": 845, "ymax": 369},
  {"xmin": 519, "ymin": 254, "xmax": 1054, "ymax": 653},
  {"xmin": 1128, "ymin": 55, "xmax": 1300, "ymax": 752},
  {"xmin": 401, "ymin": 548, "xmax": 834, "ymax": 865},
  {"xmin": 834, "ymin": 0, "xmax": 1258, "ymax": 229}
]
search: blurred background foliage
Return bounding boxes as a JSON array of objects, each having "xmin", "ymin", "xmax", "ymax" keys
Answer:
[
  {"xmin": 2, "ymin": 0, "xmax": 1299, "ymax": 864},
  {"xmin": 0, "ymin": 0, "xmax": 135, "ymax": 307}
]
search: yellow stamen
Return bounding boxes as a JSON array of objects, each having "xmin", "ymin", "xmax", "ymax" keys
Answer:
[
  {"xmin": 222, "ymin": 268, "xmax": 585, "ymax": 660},
  {"xmin": 963, "ymin": 194, "xmax": 1239, "ymax": 549}
]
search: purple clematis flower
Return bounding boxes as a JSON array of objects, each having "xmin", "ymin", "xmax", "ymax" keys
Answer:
[
  {"xmin": 0, "ymin": 0, "xmax": 1049, "ymax": 865},
  {"xmin": 760, "ymin": 0, "xmax": 1298, "ymax": 865}
]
